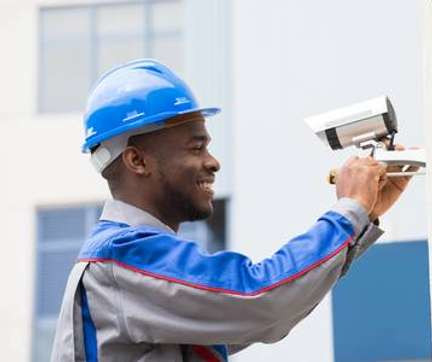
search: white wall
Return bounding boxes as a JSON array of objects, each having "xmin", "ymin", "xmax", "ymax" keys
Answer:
[{"xmin": 230, "ymin": 1, "xmax": 425, "ymax": 361}]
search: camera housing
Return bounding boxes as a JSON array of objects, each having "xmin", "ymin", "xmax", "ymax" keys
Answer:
[{"xmin": 305, "ymin": 96, "xmax": 398, "ymax": 150}]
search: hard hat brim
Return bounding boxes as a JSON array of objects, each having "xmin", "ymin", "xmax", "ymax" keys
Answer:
[{"xmin": 185, "ymin": 106, "xmax": 220, "ymax": 117}]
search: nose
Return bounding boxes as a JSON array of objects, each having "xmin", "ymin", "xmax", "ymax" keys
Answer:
[{"xmin": 204, "ymin": 151, "xmax": 220, "ymax": 173}]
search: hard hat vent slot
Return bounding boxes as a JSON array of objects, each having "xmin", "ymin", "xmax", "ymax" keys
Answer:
[{"xmin": 136, "ymin": 65, "xmax": 163, "ymax": 74}]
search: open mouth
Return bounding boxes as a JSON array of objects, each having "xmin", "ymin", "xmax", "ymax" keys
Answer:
[{"xmin": 197, "ymin": 180, "xmax": 214, "ymax": 195}]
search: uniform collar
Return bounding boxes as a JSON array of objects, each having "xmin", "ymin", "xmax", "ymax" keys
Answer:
[{"xmin": 100, "ymin": 199, "xmax": 176, "ymax": 234}]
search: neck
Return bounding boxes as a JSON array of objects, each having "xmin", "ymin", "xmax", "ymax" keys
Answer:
[{"xmin": 112, "ymin": 194, "xmax": 180, "ymax": 232}]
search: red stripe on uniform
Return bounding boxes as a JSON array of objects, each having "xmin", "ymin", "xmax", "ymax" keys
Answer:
[
  {"xmin": 78, "ymin": 236, "xmax": 351, "ymax": 296},
  {"xmin": 192, "ymin": 345, "xmax": 221, "ymax": 362}
]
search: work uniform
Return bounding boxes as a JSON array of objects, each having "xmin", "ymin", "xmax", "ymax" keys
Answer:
[{"xmin": 51, "ymin": 198, "xmax": 382, "ymax": 362}]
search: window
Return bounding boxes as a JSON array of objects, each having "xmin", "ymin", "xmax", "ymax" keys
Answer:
[
  {"xmin": 332, "ymin": 241, "xmax": 432, "ymax": 362},
  {"xmin": 33, "ymin": 205, "xmax": 102, "ymax": 362},
  {"xmin": 39, "ymin": 0, "xmax": 183, "ymax": 113},
  {"xmin": 32, "ymin": 200, "xmax": 227, "ymax": 361}
]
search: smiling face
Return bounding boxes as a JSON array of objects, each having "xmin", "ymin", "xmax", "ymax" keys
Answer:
[{"xmin": 127, "ymin": 113, "xmax": 220, "ymax": 227}]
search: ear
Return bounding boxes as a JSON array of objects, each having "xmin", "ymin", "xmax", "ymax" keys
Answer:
[{"xmin": 122, "ymin": 146, "xmax": 151, "ymax": 176}]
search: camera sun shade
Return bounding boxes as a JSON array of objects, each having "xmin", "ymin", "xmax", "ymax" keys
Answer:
[{"xmin": 305, "ymin": 96, "xmax": 398, "ymax": 150}]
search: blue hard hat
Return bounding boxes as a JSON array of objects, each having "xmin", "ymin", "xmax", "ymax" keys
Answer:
[{"xmin": 82, "ymin": 59, "xmax": 221, "ymax": 153}]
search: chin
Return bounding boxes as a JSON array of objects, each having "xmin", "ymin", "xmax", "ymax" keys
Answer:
[{"xmin": 186, "ymin": 202, "xmax": 213, "ymax": 221}]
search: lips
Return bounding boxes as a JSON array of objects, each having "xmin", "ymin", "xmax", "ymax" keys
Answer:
[{"xmin": 197, "ymin": 177, "xmax": 215, "ymax": 196}]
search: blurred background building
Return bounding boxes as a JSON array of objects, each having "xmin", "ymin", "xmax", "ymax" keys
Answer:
[{"xmin": 0, "ymin": 0, "xmax": 430, "ymax": 361}]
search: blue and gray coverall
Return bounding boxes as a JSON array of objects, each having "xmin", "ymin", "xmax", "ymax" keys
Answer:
[{"xmin": 51, "ymin": 198, "xmax": 383, "ymax": 361}]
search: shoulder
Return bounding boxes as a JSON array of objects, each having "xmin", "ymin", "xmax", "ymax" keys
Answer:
[{"xmin": 78, "ymin": 221, "xmax": 177, "ymax": 260}]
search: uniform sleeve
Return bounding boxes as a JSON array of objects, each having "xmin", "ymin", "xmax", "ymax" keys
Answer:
[
  {"xmin": 340, "ymin": 221, "xmax": 384, "ymax": 276},
  {"xmin": 82, "ymin": 198, "xmax": 372, "ymax": 346}
]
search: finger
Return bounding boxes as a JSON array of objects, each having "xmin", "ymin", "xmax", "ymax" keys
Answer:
[
  {"xmin": 376, "ymin": 163, "xmax": 388, "ymax": 176},
  {"xmin": 365, "ymin": 155, "xmax": 377, "ymax": 163},
  {"xmin": 387, "ymin": 166, "xmax": 414, "ymax": 191},
  {"xmin": 357, "ymin": 156, "xmax": 379, "ymax": 167},
  {"xmin": 395, "ymin": 165, "xmax": 419, "ymax": 183},
  {"xmin": 378, "ymin": 173, "xmax": 388, "ymax": 190},
  {"xmin": 344, "ymin": 155, "xmax": 360, "ymax": 167},
  {"xmin": 368, "ymin": 163, "xmax": 387, "ymax": 184},
  {"xmin": 387, "ymin": 166, "xmax": 402, "ymax": 173},
  {"xmin": 388, "ymin": 177, "xmax": 407, "ymax": 192}
]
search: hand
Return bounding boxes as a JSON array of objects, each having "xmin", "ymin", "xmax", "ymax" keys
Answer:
[
  {"xmin": 336, "ymin": 156, "xmax": 387, "ymax": 215},
  {"xmin": 369, "ymin": 145, "xmax": 417, "ymax": 221}
]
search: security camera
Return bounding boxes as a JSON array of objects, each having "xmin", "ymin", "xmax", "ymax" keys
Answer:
[
  {"xmin": 305, "ymin": 96, "xmax": 398, "ymax": 150},
  {"xmin": 305, "ymin": 96, "xmax": 426, "ymax": 183}
]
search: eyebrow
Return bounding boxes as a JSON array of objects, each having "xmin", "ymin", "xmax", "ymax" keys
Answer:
[{"xmin": 189, "ymin": 134, "xmax": 211, "ymax": 143}]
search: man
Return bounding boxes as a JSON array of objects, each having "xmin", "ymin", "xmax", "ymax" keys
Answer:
[{"xmin": 51, "ymin": 59, "xmax": 411, "ymax": 361}]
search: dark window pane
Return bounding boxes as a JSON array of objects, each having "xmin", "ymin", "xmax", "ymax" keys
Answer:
[
  {"xmin": 332, "ymin": 241, "xmax": 432, "ymax": 362},
  {"xmin": 33, "ymin": 320, "xmax": 57, "ymax": 362},
  {"xmin": 39, "ymin": 1, "xmax": 184, "ymax": 113},
  {"xmin": 36, "ymin": 248, "xmax": 80, "ymax": 317},
  {"xmin": 97, "ymin": 4, "xmax": 145, "ymax": 35},
  {"xmin": 151, "ymin": 1, "xmax": 183, "ymax": 33},
  {"xmin": 206, "ymin": 199, "xmax": 226, "ymax": 253},
  {"xmin": 39, "ymin": 8, "xmax": 91, "ymax": 112},
  {"xmin": 94, "ymin": 206, "xmax": 103, "ymax": 221},
  {"xmin": 40, "ymin": 42, "xmax": 91, "ymax": 112},
  {"xmin": 178, "ymin": 221, "xmax": 209, "ymax": 250},
  {"xmin": 38, "ymin": 208, "xmax": 87, "ymax": 241},
  {"xmin": 96, "ymin": 4, "xmax": 146, "ymax": 78},
  {"xmin": 41, "ymin": 7, "xmax": 91, "ymax": 40},
  {"xmin": 34, "ymin": 204, "xmax": 102, "ymax": 362},
  {"xmin": 97, "ymin": 39, "xmax": 145, "ymax": 78},
  {"xmin": 178, "ymin": 199, "xmax": 226, "ymax": 253}
]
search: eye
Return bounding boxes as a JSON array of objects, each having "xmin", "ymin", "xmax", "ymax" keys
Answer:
[{"xmin": 191, "ymin": 143, "xmax": 205, "ymax": 153}]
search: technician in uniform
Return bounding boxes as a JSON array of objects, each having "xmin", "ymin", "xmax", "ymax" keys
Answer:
[{"xmin": 51, "ymin": 59, "xmax": 411, "ymax": 361}]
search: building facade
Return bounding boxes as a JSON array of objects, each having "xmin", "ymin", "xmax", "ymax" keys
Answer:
[{"xmin": 0, "ymin": 0, "xmax": 430, "ymax": 361}]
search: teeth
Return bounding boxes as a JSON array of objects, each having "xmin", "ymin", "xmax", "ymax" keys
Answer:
[{"xmin": 199, "ymin": 181, "xmax": 213, "ymax": 191}]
